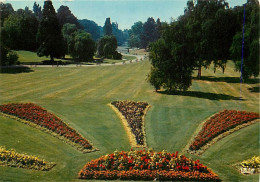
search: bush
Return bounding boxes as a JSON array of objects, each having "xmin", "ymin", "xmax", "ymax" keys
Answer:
[
  {"xmin": 0, "ymin": 45, "xmax": 19, "ymax": 66},
  {"xmin": 113, "ymin": 51, "xmax": 122, "ymax": 60}
]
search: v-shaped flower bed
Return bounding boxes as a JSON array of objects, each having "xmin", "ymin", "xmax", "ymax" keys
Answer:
[
  {"xmin": 0, "ymin": 103, "xmax": 96, "ymax": 153},
  {"xmin": 189, "ymin": 110, "xmax": 259, "ymax": 153},
  {"xmin": 109, "ymin": 101, "xmax": 150, "ymax": 147},
  {"xmin": 78, "ymin": 150, "xmax": 220, "ymax": 181},
  {"xmin": 0, "ymin": 146, "xmax": 55, "ymax": 171}
]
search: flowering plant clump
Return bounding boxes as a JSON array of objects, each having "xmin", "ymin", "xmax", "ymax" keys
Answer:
[
  {"xmin": 0, "ymin": 146, "xmax": 55, "ymax": 171},
  {"xmin": 240, "ymin": 156, "xmax": 260, "ymax": 169},
  {"xmin": 78, "ymin": 150, "xmax": 220, "ymax": 181},
  {"xmin": 189, "ymin": 110, "xmax": 259, "ymax": 151},
  {"xmin": 0, "ymin": 103, "xmax": 94, "ymax": 152},
  {"xmin": 111, "ymin": 101, "xmax": 149, "ymax": 146}
]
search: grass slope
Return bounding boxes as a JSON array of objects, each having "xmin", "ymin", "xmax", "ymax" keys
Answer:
[{"xmin": 0, "ymin": 60, "xmax": 259, "ymax": 181}]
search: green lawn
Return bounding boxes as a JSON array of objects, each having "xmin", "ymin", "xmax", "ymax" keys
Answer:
[
  {"xmin": 15, "ymin": 50, "xmax": 71, "ymax": 64},
  {"xmin": 16, "ymin": 50, "xmax": 136, "ymax": 65},
  {"xmin": 0, "ymin": 60, "xmax": 259, "ymax": 181}
]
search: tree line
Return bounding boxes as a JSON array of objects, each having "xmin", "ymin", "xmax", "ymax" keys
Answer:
[
  {"xmin": 146, "ymin": 0, "xmax": 259, "ymax": 92},
  {"xmin": 0, "ymin": 1, "xmax": 128, "ymax": 65}
]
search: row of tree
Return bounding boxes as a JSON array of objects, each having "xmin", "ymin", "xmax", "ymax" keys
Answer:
[
  {"xmin": 0, "ymin": 1, "xmax": 126, "ymax": 65},
  {"xmin": 148, "ymin": 0, "xmax": 259, "ymax": 92},
  {"xmin": 128, "ymin": 17, "xmax": 161, "ymax": 49}
]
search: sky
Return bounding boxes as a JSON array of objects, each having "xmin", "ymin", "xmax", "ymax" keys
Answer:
[{"xmin": 4, "ymin": 0, "xmax": 247, "ymax": 30}]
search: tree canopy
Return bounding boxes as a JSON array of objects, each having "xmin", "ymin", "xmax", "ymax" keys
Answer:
[
  {"xmin": 37, "ymin": 0, "xmax": 65, "ymax": 61},
  {"xmin": 104, "ymin": 17, "xmax": 112, "ymax": 36},
  {"xmin": 57, "ymin": 5, "xmax": 81, "ymax": 29}
]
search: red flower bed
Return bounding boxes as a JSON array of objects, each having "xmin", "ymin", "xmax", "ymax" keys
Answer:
[
  {"xmin": 0, "ymin": 103, "xmax": 93, "ymax": 150},
  {"xmin": 111, "ymin": 101, "xmax": 149, "ymax": 145},
  {"xmin": 189, "ymin": 110, "xmax": 259, "ymax": 151},
  {"xmin": 78, "ymin": 150, "xmax": 220, "ymax": 181}
]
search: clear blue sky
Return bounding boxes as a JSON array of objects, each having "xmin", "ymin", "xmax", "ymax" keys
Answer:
[{"xmin": 5, "ymin": 0, "xmax": 247, "ymax": 30}]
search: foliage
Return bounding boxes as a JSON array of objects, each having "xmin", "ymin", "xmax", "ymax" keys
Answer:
[
  {"xmin": 2, "ymin": 8, "xmax": 38, "ymax": 51},
  {"xmin": 62, "ymin": 23, "xmax": 78, "ymax": 55},
  {"xmin": 189, "ymin": 110, "xmax": 259, "ymax": 151},
  {"xmin": 57, "ymin": 5, "xmax": 81, "ymax": 29},
  {"xmin": 0, "ymin": 146, "xmax": 55, "ymax": 171},
  {"xmin": 97, "ymin": 35, "xmax": 119, "ymax": 59},
  {"xmin": 230, "ymin": 1, "xmax": 259, "ymax": 80},
  {"xmin": 112, "ymin": 22, "xmax": 126, "ymax": 46},
  {"xmin": 111, "ymin": 101, "xmax": 149, "ymax": 146},
  {"xmin": 140, "ymin": 17, "xmax": 160, "ymax": 49},
  {"xmin": 78, "ymin": 150, "xmax": 220, "ymax": 181},
  {"xmin": 79, "ymin": 19, "xmax": 102, "ymax": 41},
  {"xmin": 0, "ymin": 45, "xmax": 19, "ymax": 66},
  {"xmin": 33, "ymin": 2, "xmax": 42, "ymax": 20},
  {"xmin": 128, "ymin": 21, "xmax": 143, "ymax": 48},
  {"xmin": 0, "ymin": 2, "xmax": 14, "ymax": 26},
  {"xmin": 71, "ymin": 30, "xmax": 96, "ymax": 62},
  {"xmin": 104, "ymin": 17, "xmax": 112, "ymax": 36},
  {"xmin": 0, "ymin": 103, "xmax": 94, "ymax": 152},
  {"xmin": 240, "ymin": 156, "xmax": 260, "ymax": 169},
  {"xmin": 148, "ymin": 21, "xmax": 195, "ymax": 92},
  {"xmin": 37, "ymin": 0, "xmax": 65, "ymax": 61}
]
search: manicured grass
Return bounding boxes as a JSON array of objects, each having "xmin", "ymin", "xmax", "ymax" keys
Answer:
[
  {"xmin": 0, "ymin": 59, "xmax": 259, "ymax": 181},
  {"xmin": 15, "ymin": 50, "xmax": 136, "ymax": 65},
  {"xmin": 15, "ymin": 50, "xmax": 71, "ymax": 64}
]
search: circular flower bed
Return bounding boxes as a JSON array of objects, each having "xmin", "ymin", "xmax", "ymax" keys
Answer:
[
  {"xmin": 189, "ymin": 110, "xmax": 259, "ymax": 151},
  {"xmin": 0, "ymin": 103, "xmax": 96, "ymax": 153},
  {"xmin": 78, "ymin": 150, "xmax": 220, "ymax": 181},
  {"xmin": 111, "ymin": 101, "xmax": 149, "ymax": 146},
  {"xmin": 239, "ymin": 156, "xmax": 260, "ymax": 174},
  {"xmin": 0, "ymin": 146, "xmax": 55, "ymax": 171}
]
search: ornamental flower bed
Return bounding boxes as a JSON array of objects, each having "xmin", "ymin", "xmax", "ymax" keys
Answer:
[
  {"xmin": 110, "ymin": 101, "xmax": 150, "ymax": 147},
  {"xmin": 189, "ymin": 110, "xmax": 259, "ymax": 151},
  {"xmin": 239, "ymin": 156, "xmax": 260, "ymax": 174},
  {"xmin": 0, "ymin": 146, "xmax": 55, "ymax": 171},
  {"xmin": 78, "ymin": 150, "xmax": 220, "ymax": 181},
  {"xmin": 0, "ymin": 103, "xmax": 96, "ymax": 153}
]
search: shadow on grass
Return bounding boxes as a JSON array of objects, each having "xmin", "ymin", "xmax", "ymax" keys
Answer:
[
  {"xmin": 248, "ymin": 86, "xmax": 260, "ymax": 93},
  {"xmin": 194, "ymin": 76, "xmax": 259, "ymax": 84},
  {"xmin": 0, "ymin": 66, "xmax": 34, "ymax": 74},
  {"xmin": 158, "ymin": 90, "xmax": 245, "ymax": 101}
]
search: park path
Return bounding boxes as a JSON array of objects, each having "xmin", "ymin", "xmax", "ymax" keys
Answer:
[{"xmin": 1, "ymin": 54, "xmax": 146, "ymax": 68}]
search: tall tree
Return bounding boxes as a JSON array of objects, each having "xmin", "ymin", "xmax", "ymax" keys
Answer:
[
  {"xmin": 33, "ymin": 2, "xmax": 42, "ymax": 20},
  {"xmin": 140, "ymin": 17, "xmax": 159, "ymax": 49},
  {"xmin": 112, "ymin": 22, "xmax": 124, "ymax": 46},
  {"xmin": 79, "ymin": 19, "xmax": 101, "ymax": 41},
  {"xmin": 2, "ymin": 8, "xmax": 38, "ymax": 51},
  {"xmin": 128, "ymin": 21, "xmax": 143, "ymax": 48},
  {"xmin": 57, "ymin": 5, "xmax": 81, "ymax": 28},
  {"xmin": 62, "ymin": 23, "xmax": 78, "ymax": 55},
  {"xmin": 148, "ymin": 20, "xmax": 195, "ymax": 92},
  {"xmin": 0, "ymin": 2, "xmax": 14, "ymax": 26},
  {"xmin": 230, "ymin": 0, "xmax": 259, "ymax": 80},
  {"xmin": 97, "ymin": 35, "xmax": 119, "ymax": 59},
  {"xmin": 37, "ymin": 0, "xmax": 65, "ymax": 61},
  {"xmin": 71, "ymin": 30, "xmax": 96, "ymax": 62},
  {"xmin": 104, "ymin": 17, "xmax": 112, "ymax": 36}
]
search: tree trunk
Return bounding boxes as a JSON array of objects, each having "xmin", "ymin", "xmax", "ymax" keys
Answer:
[
  {"xmin": 50, "ymin": 55, "xmax": 54, "ymax": 62},
  {"xmin": 197, "ymin": 66, "xmax": 201, "ymax": 79}
]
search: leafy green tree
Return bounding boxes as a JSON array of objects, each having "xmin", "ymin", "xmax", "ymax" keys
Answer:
[
  {"xmin": 2, "ymin": 8, "xmax": 38, "ymax": 51},
  {"xmin": 33, "ymin": 2, "xmax": 42, "ymax": 20},
  {"xmin": 71, "ymin": 30, "xmax": 96, "ymax": 62},
  {"xmin": 0, "ymin": 44, "xmax": 19, "ymax": 66},
  {"xmin": 97, "ymin": 35, "xmax": 121, "ymax": 59},
  {"xmin": 148, "ymin": 21, "xmax": 195, "ymax": 92},
  {"xmin": 37, "ymin": 0, "xmax": 65, "ymax": 61},
  {"xmin": 57, "ymin": 5, "xmax": 81, "ymax": 29},
  {"xmin": 0, "ymin": 2, "xmax": 14, "ymax": 26},
  {"xmin": 112, "ymin": 22, "xmax": 124, "ymax": 46},
  {"xmin": 104, "ymin": 17, "xmax": 112, "ymax": 36},
  {"xmin": 140, "ymin": 17, "xmax": 159, "ymax": 49},
  {"xmin": 230, "ymin": 1, "xmax": 259, "ymax": 80},
  {"xmin": 79, "ymin": 19, "xmax": 102, "ymax": 41},
  {"xmin": 62, "ymin": 23, "xmax": 78, "ymax": 55},
  {"xmin": 128, "ymin": 21, "xmax": 143, "ymax": 48}
]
